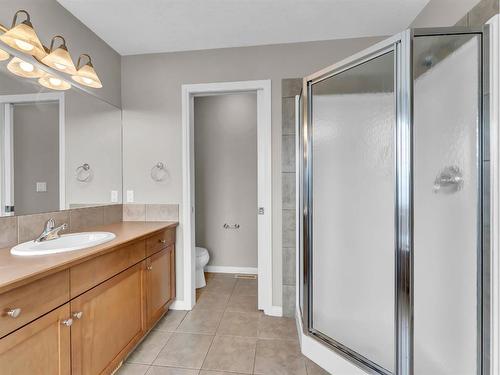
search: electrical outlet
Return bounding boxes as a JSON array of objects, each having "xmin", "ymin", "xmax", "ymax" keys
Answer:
[
  {"xmin": 111, "ymin": 190, "xmax": 118, "ymax": 203},
  {"xmin": 36, "ymin": 182, "xmax": 47, "ymax": 192},
  {"xmin": 126, "ymin": 190, "xmax": 134, "ymax": 203}
]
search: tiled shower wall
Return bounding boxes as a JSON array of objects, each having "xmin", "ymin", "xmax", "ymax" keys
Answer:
[
  {"xmin": 0, "ymin": 204, "xmax": 123, "ymax": 248},
  {"xmin": 282, "ymin": 78, "xmax": 302, "ymax": 317}
]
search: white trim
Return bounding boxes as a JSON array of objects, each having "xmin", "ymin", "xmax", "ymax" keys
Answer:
[
  {"xmin": 205, "ymin": 266, "xmax": 258, "ymax": 274},
  {"xmin": 488, "ymin": 14, "xmax": 499, "ymax": 375},
  {"xmin": 0, "ymin": 92, "xmax": 65, "ymax": 212},
  {"xmin": 169, "ymin": 300, "xmax": 190, "ymax": 310},
  {"xmin": 267, "ymin": 305, "xmax": 283, "ymax": 317},
  {"xmin": 296, "ymin": 311, "xmax": 366, "ymax": 374},
  {"xmin": 181, "ymin": 80, "xmax": 273, "ymax": 314}
]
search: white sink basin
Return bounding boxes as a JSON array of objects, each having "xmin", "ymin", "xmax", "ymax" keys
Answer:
[{"xmin": 10, "ymin": 232, "xmax": 116, "ymax": 256}]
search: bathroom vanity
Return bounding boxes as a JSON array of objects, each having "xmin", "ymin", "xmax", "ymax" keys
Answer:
[{"xmin": 0, "ymin": 221, "xmax": 177, "ymax": 375}]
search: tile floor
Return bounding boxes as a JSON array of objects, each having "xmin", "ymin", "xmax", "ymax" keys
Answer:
[{"xmin": 118, "ymin": 273, "xmax": 330, "ymax": 375}]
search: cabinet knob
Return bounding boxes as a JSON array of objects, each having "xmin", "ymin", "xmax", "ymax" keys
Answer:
[
  {"xmin": 147, "ymin": 265, "xmax": 153, "ymax": 270},
  {"xmin": 61, "ymin": 318, "xmax": 73, "ymax": 327},
  {"xmin": 159, "ymin": 239, "xmax": 167, "ymax": 244},
  {"xmin": 6, "ymin": 308, "xmax": 21, "ymax": 318},
  {"xmin": 73, "ymin": 311, "xmax": 83, "ymax": 320}
]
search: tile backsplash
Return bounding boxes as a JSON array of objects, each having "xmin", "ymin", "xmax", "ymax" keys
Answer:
[
  {"xmin": 0, "ymin": 203, "xmax": 180, "ymax": 249},
  {"xmin": 0, "ymin": 204, "xmax": 123, "ymax": 248},
  {"xmin": 123, "ymin": 204, "xmax": 179, "ymax": 222}
]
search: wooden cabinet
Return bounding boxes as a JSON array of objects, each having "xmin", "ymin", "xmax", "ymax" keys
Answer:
[
  {"xmin": 146, "ymin": 245, "xmax": 175, "ymax": 327},
  {"xmin": 0, "ymin": 225, "xmax": 176, "ymax": 375},
  {"xmin": 146, "ymin": 229, "xmax": 175, "ymax": 257},
  {"xmin": 70, "ymin": 241, "xmax": 146, "ymax": 298},
  {"xmin": 0, "ymin": 270, "xmax": 69, "ymax": 338},
  {"xmin": 71, "ymin": 262, "xmax": 145, "ymax": 375},
  {"xmin": 0, "ymin": 303, "xmax": 71, "ymax": 375}
]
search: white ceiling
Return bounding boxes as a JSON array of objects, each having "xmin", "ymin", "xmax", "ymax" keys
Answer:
[{"xmin": 57, "ymin": 0, "xmax": 435, "ymax": 56}]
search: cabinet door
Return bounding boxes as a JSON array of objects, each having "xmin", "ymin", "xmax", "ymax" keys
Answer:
[
  {"xmin": 0, "ymin": 303, "xmax": 71, "ymax": 375},
  {"xmin": 147, "ymin": 245, "xmax": 175, "ymax": 326},
  {"xmin": 71, "ymin": 262, "xmax": 145, "ymax": 375}
]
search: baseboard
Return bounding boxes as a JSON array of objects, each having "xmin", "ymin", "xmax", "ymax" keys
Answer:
[
  {"xmin": 265, "ymin": 305, "xmax": 283, "ymax": 317},
  {"xmin": 205, "ymin": 265, "xmax": 258, "ymax": 274},
  {"xmin": 169, "ymin": 299, "xmax": 190, "ymax": 310}
]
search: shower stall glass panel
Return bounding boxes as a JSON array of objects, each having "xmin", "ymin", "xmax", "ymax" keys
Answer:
[
  {"xmin": 413, "ymin": 33, "xmax": 483, "ymax": 375},
  {"xmin": 301, "ymin": 27, "xmax": 489, "ymax": 375},
  {"xmin": 310, "ymin": 51, "xmax": 396, "ymax": 373}
]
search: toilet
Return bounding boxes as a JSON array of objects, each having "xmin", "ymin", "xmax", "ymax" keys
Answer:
[{"xmin": 195, "ymin": 247, "xmax": 210, "ymax": 288}]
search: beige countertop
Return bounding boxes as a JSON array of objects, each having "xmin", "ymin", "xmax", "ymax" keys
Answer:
[{"xmin": 0, "ymin": 221, "xmax": 178, "ymax": 294}]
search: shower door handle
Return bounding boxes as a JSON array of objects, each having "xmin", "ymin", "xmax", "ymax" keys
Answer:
[{"xmin": 433, "ymin": 166, "xmax": 463, "ymax": 193}]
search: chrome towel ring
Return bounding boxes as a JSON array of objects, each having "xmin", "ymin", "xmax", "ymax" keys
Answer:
[
  {"xmin": 151, "ymin": 162, "xmax": 167, "ymax": 182},
  {"xmin": 76, "ymin": 163, "xmax": 91, "ymax": 182}
]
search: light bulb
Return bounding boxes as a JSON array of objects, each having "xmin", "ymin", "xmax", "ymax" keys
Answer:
[
  {"xmin": 54, "ymin": 62, "xmax": 67, "ymax": 70},
  {"xmin": 14, "ymin": 39, "xmax": 34, "ymax": 51},
  {"xmin": 49, "ymin": 77, "xmax": 62, "ymax": 86},
  {"xmin": 82, "ymin": 77, "xmax": 94, "ymax": 85},
  {"xmin": 19, "ymin": 61, "xmax": 34, "ymax": 72}
]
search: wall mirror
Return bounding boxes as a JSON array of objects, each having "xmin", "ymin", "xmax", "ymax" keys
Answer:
[{"xmin": 0, "ymin": 42, "xmax": 122, "ymax": 216}]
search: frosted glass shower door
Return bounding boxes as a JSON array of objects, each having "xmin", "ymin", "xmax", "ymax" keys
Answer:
[
  {"xmin": 310, "ymin": 51, "xmax": 396, "ymax": 373},
  {"xmin": 413, "ymin": 33, "xmax": 482, "ymax": 375}
]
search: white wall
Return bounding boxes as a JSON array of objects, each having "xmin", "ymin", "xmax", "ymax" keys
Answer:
[
  {"xmin": 0, "ymin": 0, "xmax": 121, "ymax": 107},
  {"xmin": 194, "ymin": 93, "xmax": 258, "ymax": 269},
  {"xmin": 121, "ymin": 36, "xmax": 383, "ymax": 307}
]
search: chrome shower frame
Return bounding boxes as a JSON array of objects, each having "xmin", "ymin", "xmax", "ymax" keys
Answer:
[{"xmin": 299, "ymin": 25, "xmax": 490, "ymax": 375}]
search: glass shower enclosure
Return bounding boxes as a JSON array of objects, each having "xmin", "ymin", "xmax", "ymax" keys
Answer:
[{"xmin": 299, "ymin": 26, "xmax": 490, "ymax": 375}]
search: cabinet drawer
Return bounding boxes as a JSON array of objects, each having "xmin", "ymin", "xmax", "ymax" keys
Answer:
[
  {"xmin": 146, "ymin": 228, "xmax": 175, "ymax": 257},
  {"xmin": 0, "ymin": 303, "xmax": 71, "ymax": 375},
  {"xmin": 71, "ymin": 241, "xmax": 146, "ymax": 298},
  {"xmin": 0, "ymin": 270, "xmax": 69, "ymax": 338}
]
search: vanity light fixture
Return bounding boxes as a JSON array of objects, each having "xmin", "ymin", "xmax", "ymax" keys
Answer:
[
  {"xmin": 71, "ymin": 54, "xmax": 102, "ymax": 88},
  {"xmin": 41, "ymin": 35, "xmax": 76, "ymax": 74},
  {"xmin": 7, "ymin": 56, "xmax": 44, "ymax": 78},
  {"xmin": 0, "ymin": 48, "xmax": 9, "ymax": 61},
  {"xmin": 38, "ymin": 73, "xmax": 71, "ymax": 91},
  {"xmin": 0, "ymin": 10, "xmax": 46, "ymax": 60}
]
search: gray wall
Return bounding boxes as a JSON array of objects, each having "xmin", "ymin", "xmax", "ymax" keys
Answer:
[
  {"xmin": 0, "ymin": 0, "xmax": 121, "ymax": 107},
  {"xmin": 121, "ymin": 36, "xmax": 384, "ymax": 307},
  {"xmin": 411, "ymin": 0, "xmax": 497, "ymax": 27},
  {"xmin": 13, "ymin": 102, "xmax": 59, "ymax": 215},
  {"xmin": 65, "ymin": 90, "xmax": 123, "ymax": 206},
  {"xmin": 194, "ymin": 94, "xmax": 258, "ymax": 269}
]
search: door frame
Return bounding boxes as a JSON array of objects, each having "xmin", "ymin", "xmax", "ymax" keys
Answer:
[
  {"xmin": 180, "ymin": 80, "xmax": 273, "ymax": 314},
  {"xmin": 0, "ymin": 92, "xmax": 65, "ymax": 215}
]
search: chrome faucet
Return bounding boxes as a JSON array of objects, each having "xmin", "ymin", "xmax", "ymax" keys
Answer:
[{"xmin": 35, "ymin": 219, "xmax": 68, "ymax": 242}]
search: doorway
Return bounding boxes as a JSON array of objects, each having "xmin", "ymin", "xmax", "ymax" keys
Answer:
[
  {"xmin": 181, "ymin": 80, "xmax": 273, "ymax": 315},
  {"xmin": 0, "ymin": 93, "xmax": 65, "ymax": 216}
]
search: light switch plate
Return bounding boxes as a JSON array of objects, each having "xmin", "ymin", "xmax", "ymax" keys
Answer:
[
  {"xmin": 111, "ymin": 190, "xmax": 118, "ymax": 203},
  {"xmin": 36, "ymin": 182, "xmax": 47, "ymax": 192},
  {"xmin": 126, "ymin": 190, "xmax": 134, "ymax": 203}
]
